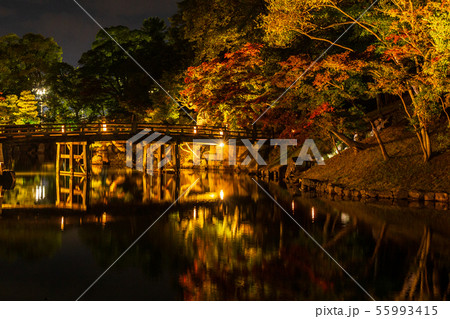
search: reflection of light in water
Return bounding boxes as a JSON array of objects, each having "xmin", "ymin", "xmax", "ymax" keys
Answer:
[
  {"xmin": 341, "ymin": 213, "xmax": 350, "ymax": 225},
  {"xmin": 102, "ymin": 212, "xmax": 107, "ymax": 226},
  {"xmin": 311, "ymin": 207, "xmax": 315, "ymax": 223},
  {"xmin": 291, "ymin": 200, "xmax": 295, "ymax": 213},
  {"xmin": 193, "ymin": 207, "xmax": 197, "ymax": 219},
  {"xmin": 220, "ymin": 190, "xmax": 224, "ymax": 200},
  {"xmin": 35, "ymin": 184, "xmax": 46, "ymax": 202},
  {"xmin": 61, "ymin": 217, "xmax": 64, "ymax": 231}
]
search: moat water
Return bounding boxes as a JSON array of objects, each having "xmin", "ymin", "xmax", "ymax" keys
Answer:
[{"xmin": 1, "ymin": 163, "xmax": 449, "ymax": 300}]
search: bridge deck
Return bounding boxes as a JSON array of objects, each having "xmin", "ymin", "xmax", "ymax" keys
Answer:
[{"xmin": 0, "ymin": 123, "xmax": 271, "ymax": 143}]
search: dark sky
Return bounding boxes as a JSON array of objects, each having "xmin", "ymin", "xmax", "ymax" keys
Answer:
[{"xmin": 0, "ymin": 0, "xmax": 179, "ymax": 65}]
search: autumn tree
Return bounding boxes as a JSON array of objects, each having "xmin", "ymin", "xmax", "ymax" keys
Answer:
[
  {"xmin": 366, "ymin": 0, "xmax": 450, "ymax": 162},
  {"xmin": 180, "ymin": 43, "xmax": 270, "ymax": 128}
]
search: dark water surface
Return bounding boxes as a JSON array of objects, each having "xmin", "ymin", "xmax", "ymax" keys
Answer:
[{"xmin": 1, "ymin": 166, "xmax": 449, "ymax": 300}]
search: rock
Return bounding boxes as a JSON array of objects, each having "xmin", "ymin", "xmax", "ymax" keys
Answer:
[
  {"xmin": 408, "ymin": 190, "xmax": 423, "ymax": 201},
  {"xmin": 91, "ymin": 154, "xmax": 103, "ymax": 165},
  {"xmin": 378, "ymin": 191, "xmax": 393, "ymax": 199},
  {"xmin": 392, "ymin": 189, "xmax": 408, "ymax": 200},
  {"xmin": 334, "ymin": 186, "xmax": 343, "ymax": 196},
  {"xmin": 343, "ymin": 189, "xmax": 352, "ymax": 197},
  {"xmin": 424, "ymin": 192, "xmax": 435, "ymax": 201},
  {"xmin": 435, "ymin": 193, "xmax": 449, "ymax": 202},
  {"xmin": 365, "ymin": 190, "xmax": 378, "ymax": 198},
  {"xmin": 327, "ymin": 184, "xmax": 335, "ymax": 194}
]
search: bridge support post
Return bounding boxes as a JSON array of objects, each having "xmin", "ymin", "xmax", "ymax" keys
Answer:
[
  {"xmin": 159, "ymin": 145, "xmax": 164, "ymax": 172},
  {"xmin": 173, "ymin": 141, "xmax": 180, "ymax": 174},
  {"xmin": 56, "ymin": 142, "xmax": 89, "ymax": 210}
]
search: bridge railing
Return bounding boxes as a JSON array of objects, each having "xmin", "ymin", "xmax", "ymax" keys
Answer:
[{"xmin": 0, "ymin": 123, "xmax": 271, "ymax": 140}]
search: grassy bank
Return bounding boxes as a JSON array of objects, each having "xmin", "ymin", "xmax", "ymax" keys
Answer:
[{"xmin": 298, "ymin": 124, "xmax": 450, "ymax": 193}]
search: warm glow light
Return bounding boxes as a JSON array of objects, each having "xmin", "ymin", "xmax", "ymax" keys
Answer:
[
  {"xmin": 193, "ymin": 207, "xmax": 197, "ymax": 219},
  {"xmin": 219, "ymin": 142, "xmax": 225, "ymax": 148},
  {"xmin": 311, "ymin": 207, "xmax": 315, "ymax": 223},
  {"xmin": 291, "ymin": 200, "xmax": 295, "ymax": 213},
  {"xmin": 220, "ymin": 189, "xmax": 224, "ymax": 200},
  {"xmin": 35, "ymin": 185, "xmax": 46, "ymax": 201},
  {"xmin": 291, "ymin": 129, "xmax": 296, "ymax": 133},
  {"xmin": 219, "ymin": 130, "xmax": 224, "ymax": 136},
  {"xmin": 341, "ymin": 213, "xmax": 350, "ymax": 225},
  {"xmin": 209, "ymin": 193, "xmax": 216, "ymax": 198},
  {"xmin": 102, "ymin": 123, "xmax": 107, "ymax": 132},
  {"xmin": 61, "ymin": 125, "xmax": 65, "ymax": 133},
  {"xmin": 61, "ymin": 217, "xmax": 65, "ymax": 231},
  {"xmin": 194, "ymin": 126, "xmax": 197, "ymax": 134},
  {"xmin": 102, "ymin": 212, "xmax": 107, "ymax": 225}
]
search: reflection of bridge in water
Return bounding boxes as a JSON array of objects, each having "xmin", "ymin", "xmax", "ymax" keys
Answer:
[{"xmin": 1, "ymin": 171, "xmax": 258, "ymax": 213}]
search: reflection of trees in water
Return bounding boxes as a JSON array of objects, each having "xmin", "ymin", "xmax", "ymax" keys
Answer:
[
  {"xmin": 396, "ymin": 227, "xmax": 450, "ymax": 301},
  {"xmin": 3, "ymin": 175, "xmax": 56, "ymax": 205},
  {"xmin": 0, "ymin": 218, "xmax": 61, "ymax": 261},
  {"xmin": 173, "ymin": 198, "xmax": 354, "ymax": 300}
]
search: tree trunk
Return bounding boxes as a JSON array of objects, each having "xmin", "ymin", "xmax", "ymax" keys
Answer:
[
  {"xmin": 369, "ymin": 120, "xmax": 389, "ymax": 161},
  {"xmin": 329, "ymin": 132, "xmax": 341, "ymax": 155},
  {"xmin": 399, "ymin": 94, "xmax": 432, "ymax": 162},
  {"xmin": 376, "ymin": 93, "xmax": 384, "ymax": 116},
  {"xmin": 329, "ymin": 129, "xmax": 368, "ymax": 152}
]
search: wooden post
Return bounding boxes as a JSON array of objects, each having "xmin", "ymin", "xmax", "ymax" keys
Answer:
[
  {"xmin": 56, "ymin": 143, "xmax": 61, "ymax": 174},
  {"xmin": 69, "ymin": 142, "xmax": 73, "ymax": 176},
  {"xmin": 174, "ymin": 141, "xmax": 180, "ymax": 174},
  {"xmin": 159, "ymin": 145, "xmax": 164, "ymax": 172},
  {"xmin": 142, "ymin": 144, "xmax": 148, "ymax": 174}
]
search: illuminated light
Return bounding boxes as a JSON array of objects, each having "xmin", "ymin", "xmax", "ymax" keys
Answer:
[
  {"xmin": 61, "ymin": 217, "xmax": 65, "ymax": 231},
  {"xmin": 219, "ymin": 130, "xmax": 224, "ymax": 136},
  {"xmin": 341, "ymin": 213, "xmax": 350, "ymax": 225},
  {"xmin": 102, "ymin": 212, "xmax": 107, "ymax": 225},
  {"xmin": 209, "ymin": 193, "xmax": 216, "ymax": 198},
  {"xmin": 61, "ymin": 125, "xmax": 65, "ymax": 133},
  {"xmin": 194, "ymin": 126, "xmax": 197, "ymax": 134},
  {"xmin": 193, "ymin": 207, "xmax": 197, "ymax": 219},
  {"xmin": 220, "ymin": 190, "xmax": 224, "ymax": 200},
  {"xmin": 102, "ymin": 123, "xmax": 107, "ymax": 132},
  {"xmin": 291, "ymin": 200, "xmax": 295, "ymax": 213},
  {"xmin": 219, "ymin": 142, "xmax": 225, "ymax": 148},
  {"xmin": 291, "ymin": 129, "xmax": 296, "ymax": 133},
  {"xmin": 311, "ymin": 207, "xmax": 315, "ymax": 223}
]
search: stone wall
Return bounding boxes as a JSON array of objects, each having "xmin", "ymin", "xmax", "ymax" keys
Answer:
[{"xmin": 299, "ymin": 178, "xmax": 449, "ymax": 210}]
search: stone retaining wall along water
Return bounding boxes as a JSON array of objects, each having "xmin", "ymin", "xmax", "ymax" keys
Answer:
[{"xmin": 299, "ymin": 178, "xmax": 449, "ymax": 210}]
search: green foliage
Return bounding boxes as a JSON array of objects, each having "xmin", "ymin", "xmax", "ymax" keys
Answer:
[
  {"xmin": 0, "ymin": 91, "xmax": 39, "ymax": 124},
  {"xmin": 172, "ymin": 0, "xmax": 266, "ymax": 64},
  {"xmin": 0, "ymin": 33, "xmax": 62, "ymax": 95}
]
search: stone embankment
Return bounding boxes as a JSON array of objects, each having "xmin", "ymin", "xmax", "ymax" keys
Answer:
[{"xmin": 299, "ymin": 178, "xmax": 449, "ymax": 210}]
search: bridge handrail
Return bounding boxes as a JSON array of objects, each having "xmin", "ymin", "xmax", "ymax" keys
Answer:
[{"xmin": 0, "ymin": 123, "xmax": 270, "ymax": 139}]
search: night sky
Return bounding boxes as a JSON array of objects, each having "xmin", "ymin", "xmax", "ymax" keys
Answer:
[{"xmin": 0, "ymin": 0, "xmax": 179, "ymax": 65}]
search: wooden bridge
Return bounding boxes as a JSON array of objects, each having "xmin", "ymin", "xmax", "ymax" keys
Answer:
[{"xmin": 0, "ymin": 123, "xmax": 271, "ymax": 144}]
